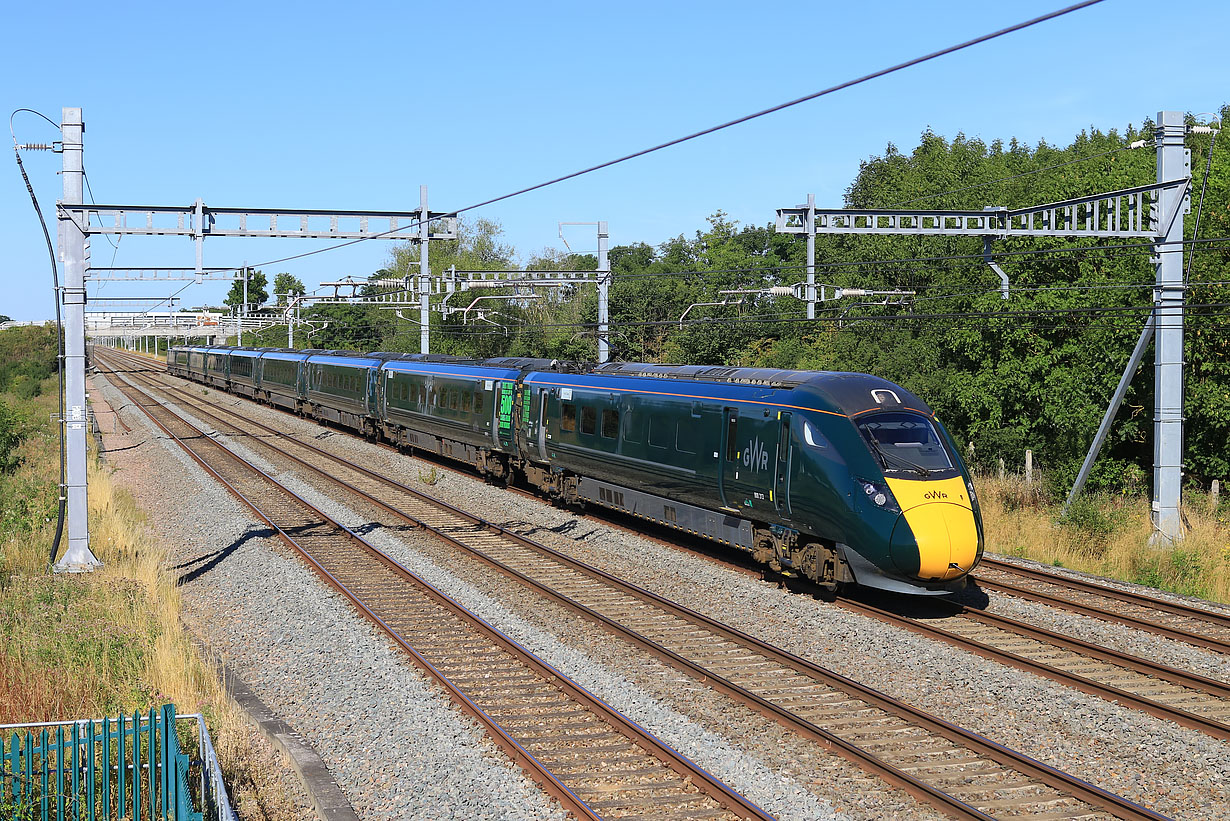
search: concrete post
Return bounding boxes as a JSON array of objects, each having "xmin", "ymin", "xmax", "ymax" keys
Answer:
[
  {"xmin": 1152, "ymin": 111, "xmax": 1190, "ymax": 543},
  {"xmin": 597, "ymin": 221, "xmax": 610, "ymax": 363},
  {"xmin": 419, "ymin": 185, "xmax": 430, "ymax": 355},
  {"xmin": 54, "ymin": 107, "xmax": 101, "ymax": 571},
  {"xmin": 1025, "ymin": 450, "xmax": 1033, "ymax": 485}
]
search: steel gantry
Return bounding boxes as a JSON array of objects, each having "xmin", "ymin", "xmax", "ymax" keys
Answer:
[
  {"xmin": 52, "ymin": 107, "xmax": 456, "ymax": 568},
  {"xmin": 776, "ymin": 110, "xmax": 1196, "ymax": 542}
]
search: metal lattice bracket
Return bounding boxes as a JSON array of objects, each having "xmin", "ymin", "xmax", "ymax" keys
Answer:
[
  {"xmin": 776, "ymin": 179, "xmax": 1189, "ymax": 240},
  {"xmin": 62, "ymin": 203, "xmax": 459, "ymax": 241},
  {"xmin": 86, "ymin": 267, "xmax": 243, "ymax": 281}
]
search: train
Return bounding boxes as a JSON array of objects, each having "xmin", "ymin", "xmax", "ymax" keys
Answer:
[{"xmin": 161, "ymin": 344, "xmax": 984, "ymax": 595}]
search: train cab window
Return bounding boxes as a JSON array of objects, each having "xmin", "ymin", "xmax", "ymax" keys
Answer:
[
  {"xmin": 601, "ymin": 409, "xmax": 618, "ymax": 439},
  {"xmin": 801, "ymin": 419, "xmax": 829, "ymax": 449},
  {"xmin": 561, "ymin": 402, "xmax": 576, "ymax": 432},
  {"xmin": 856, "ymin": 412, "xmax": 954, "ymax": 476},
  {"xmin": 581, "ymin": 406, "xmax": 597, "ymax": 436}
]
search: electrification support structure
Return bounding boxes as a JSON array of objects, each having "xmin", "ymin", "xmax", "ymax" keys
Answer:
[
  {"xmin": 597, "ymin": 221, "xmax": 610, "ymax": 362},
  {"xmin": 1151, "ymin": 111, "xmax": 1190, "ymax": 541},
  {"xmin": 55, "ymin": 112, "xmax": 455, "ymax": 561},
  {"xmin": 420, "ymin": 185, "xmax": 431, "ymax": 354},
  {"xmin": 776, "ymin": 109, "xmax": 1193, "ymax": 542},
  {"xmin": 55, "ymin": 107, "xmax": 101, "ymax": 571}
]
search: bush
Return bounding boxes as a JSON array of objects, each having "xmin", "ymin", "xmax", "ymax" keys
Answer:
[
  {"xmin": 0, "ymin": 399, "xmax": 23, "ymax": 473},
  {"xmin": 1058, "ymin": 494, "xmax": 1131, "ymax": 539}
]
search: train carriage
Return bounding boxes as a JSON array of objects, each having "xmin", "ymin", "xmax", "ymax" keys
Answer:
[
  {"xmin": 225, "ymin": 348, "xmax": 263, "ymax": 398},
  {"xmin": 258, "ymin": 350, "xmax": 308, "ymax": 411},
  {"xmin": 304, "ymin": 352, "xmax": 383, "ymax": 433},
  {"xmin": 202, "ymin": 347, "xmax": 231, "ymax": 388},
  {"xmin": 380, "ymin": 357, "xmax": 527, "ymax": 479},
  {"xmin": 186, "ymin": 347, "xmax": 209, "ymax": 381},
  {"xmin": 167, "ymin": 347, "xmax": 189, "ymax": 376}
]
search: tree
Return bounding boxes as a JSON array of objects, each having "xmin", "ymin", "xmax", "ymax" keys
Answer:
[
  {"xmin": 272, "ymin": 273, "xmax": 305, "ymax": 306},
  {"xmin": 224, "ymin": 270, "xmax": 269, "ymax": 311}
]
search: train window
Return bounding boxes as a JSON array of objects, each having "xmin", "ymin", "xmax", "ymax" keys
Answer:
[
  {"xmin": 561, "ymin": 402, "xmax": 576, "ymax": 432},
  {"xmin": 622, "ymin": 410, "xmax": 642, "ymax": 443},
  {"xmin": 581, "ymin": 406, "xmax": 597, "ymax": 435},
  {"xmin": 676, "ymin": 422, "xmax": 697, "ymax": 454},
  {"xmin": 648, "ymin": 418, "xmax": 671, "ymax": 449},
  {"xmin": 474, "ymin": 392, "xmax": 484, "ymax": 414},
  {"xmin": 462, "ymin": 391, "xmax": 472, "ymax": 413},
  {"xmin": 449, "ymin": 390, "xmax": 459, "ymax": 410},
  {"xmin": 801, "ymin": 419, "xmax": 829, "ymax": 449},
  {"xmin": 419, "ymin": 385, "xmax": 427, "ymax": 406},
  {"xmin": 856, "ymin": 412, "xmax": 954, "ymax": 474},
  {"xmin": 601, "ymin": 409, "xmax": 618, "ymax": 439},
  {"xmin": 725, "ymin": 414, "xmax": 738, "ymax": 460},
  {"xmin": 429, "ymin": 388, "xmax": 437, "ymax": 407}
]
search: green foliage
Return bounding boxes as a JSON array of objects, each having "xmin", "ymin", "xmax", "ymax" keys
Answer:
[
  {"xmin": 223, "ymin": 269, "xmax": 269, "ymax": 310},
  {"xmin": 0, "ymin": 325, "xmax": 59, "ymax": 395},
  {"xmin": 243, "ymin": 106, "xmax": 1230, "ymax": 498},
  {"xmin": 1058, "ymin": 495, "xmax": 1131, "ymax": 541},
  {"xmin": 272, "ymin": 272, "xmax": 306, "ymax": 305},
  {"xmin": 0, "ymin": 399, "xmax": 24, "ymax": 473}
]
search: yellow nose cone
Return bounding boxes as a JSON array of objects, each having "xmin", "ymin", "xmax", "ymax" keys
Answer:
[{"xmin": 886, "ymin": 477, "xmax": 980, "ymax": 581}]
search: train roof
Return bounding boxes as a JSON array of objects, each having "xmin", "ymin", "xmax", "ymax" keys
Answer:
[{"xmin": 592, "ymin": 362, "xmax": 813, "ymax": 388}]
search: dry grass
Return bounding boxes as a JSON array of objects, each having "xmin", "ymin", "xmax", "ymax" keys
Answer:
[
  {"xmin": 0, "ymin": 412, "xmax": 305, "ymax": 819},
  {"xmin": 977, "ymin": 473, "xmax": 1230, "ymax": 604}
]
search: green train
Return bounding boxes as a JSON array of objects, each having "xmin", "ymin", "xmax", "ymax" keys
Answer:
[{"xmin": 169, "ymin": 345, "xmax": 984, "ymax": 595}]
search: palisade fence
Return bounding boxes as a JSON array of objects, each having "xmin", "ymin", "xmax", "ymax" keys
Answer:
[{"xmin": 0, "ymin": 704, "xmax": 235, "ymax": 821}]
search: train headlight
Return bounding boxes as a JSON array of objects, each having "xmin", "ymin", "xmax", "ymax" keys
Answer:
[{"xmin": 858, "ymin": 479, "xmax": 901, "ymax": 513}]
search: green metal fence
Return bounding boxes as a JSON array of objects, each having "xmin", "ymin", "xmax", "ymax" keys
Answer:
[{"xmin": 0, "ymin": 704, "xmax": 233, "ymax": 821}]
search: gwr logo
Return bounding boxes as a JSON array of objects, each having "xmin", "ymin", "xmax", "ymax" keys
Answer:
[
  {"xmin": 743, "ymin": 437, "xmax": 770, "ymax": 471},
  {"xmin": 924, "ymin": 490, "xmax": 949, "ymax": 500}
]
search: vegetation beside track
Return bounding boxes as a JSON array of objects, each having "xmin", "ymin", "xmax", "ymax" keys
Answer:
[
  {"xmin": 0, "ymin": 326, "xmax": 304, "ymax": 820},
  {"xmin": 978, "ymin": 473, "xmax": 1230, "ymax": 604}
]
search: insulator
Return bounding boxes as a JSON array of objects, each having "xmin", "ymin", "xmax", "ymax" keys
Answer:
[
  {"xmin": 18, "ymin": 143, "xmax": 54, "ymax": 151},
  {"xmin": 767, "ymin": 286, "xmax": 795, "ymax": 296}
]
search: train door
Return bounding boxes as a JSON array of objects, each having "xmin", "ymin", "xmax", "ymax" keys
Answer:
[
  {"xmin": 720, "ymin": 406, "xmax": 777, "ymax": 515},
  {"xmin": 774, "ymin": 412, "xmax": 792, "ymax": 517},
  {"xmin": 495, "ymin": 380, "xmax": 515, "ymax": 450}
]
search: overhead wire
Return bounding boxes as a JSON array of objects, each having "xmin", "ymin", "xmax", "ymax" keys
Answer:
[
  {"xmin": 9, "ymin": 107, "xmax": 67, "ymax": 568},
  {"xmin": 176, "ymin": 0, "xmax": 1102, "ymax": 278}
]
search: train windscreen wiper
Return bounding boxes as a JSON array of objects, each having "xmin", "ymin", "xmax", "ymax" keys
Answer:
[{"xmin": 865, "ymin": 435, "xmax": 930, "ymax": 477}]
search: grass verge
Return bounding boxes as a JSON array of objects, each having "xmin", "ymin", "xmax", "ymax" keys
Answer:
[
  {"xmin": 0, "ymin": 371, "xmax": 304, "ymax": 820},
  {"xmin": 977, "ymin": 474, "xmax": 1230, "ymax": 604}
]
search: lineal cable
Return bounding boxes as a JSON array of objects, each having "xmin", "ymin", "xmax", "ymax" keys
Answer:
[
  {"xmin": 188, "ymin": 0, "xmax": 1103, "ymax": 278},
  {"xmin": 9, "ymin": 108, "xmax": 67, "ymax": 569}
]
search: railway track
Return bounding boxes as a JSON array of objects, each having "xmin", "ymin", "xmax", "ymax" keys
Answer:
[
  {"xmin": 96, "ymin": 347, "xmax": 1172, "ymax": 821},
  {"xmin": 109, "ymin": 350, "xmax": 1229, "ymax": 650},
  {"xmin": 95, "ymin": 352, "xmax": 772, "ymax": 821},
  {"xmin": 102, "ymin": 349, "xmax": 1230, "ymax": 738},
  {"xmin": 972, "ymin": 559, "xmax": 1230, "ymax": 654}
]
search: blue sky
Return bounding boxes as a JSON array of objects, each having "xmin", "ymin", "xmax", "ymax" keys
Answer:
[{"xmin": 3, "ymin": 0, "xmax": 1226, "ymax": 320}]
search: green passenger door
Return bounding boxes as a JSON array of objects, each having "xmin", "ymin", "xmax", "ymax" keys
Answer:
[{"xmin": 496, "ymin": 381, "xmax": 515, "ymax": 449}]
